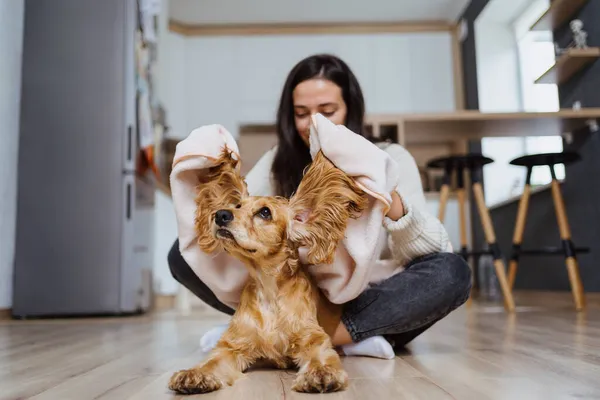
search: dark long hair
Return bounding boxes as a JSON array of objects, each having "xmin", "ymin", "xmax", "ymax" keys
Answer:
[{"xmin": 271, "ymin": 54, "xmax": 368, "ymax": 198}]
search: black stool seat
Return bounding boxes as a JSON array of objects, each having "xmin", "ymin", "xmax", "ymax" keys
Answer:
[
  {"xmin": 510, "ymin": 151, "xmax": 580, "ymax": 167},
  {"xmin": 427, "ymin": 154, "xmax": 494, "ymax": 170}
]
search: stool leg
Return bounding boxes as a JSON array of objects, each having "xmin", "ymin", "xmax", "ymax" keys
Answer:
[
  {"xmin": 550, "ymin": 172, "xmax": 585, "ymax": 311},
  {"xmin": 438, "ymin": 165, "xmax": 453, "ymax": 222},
  {"xmin": 508, "ymin": 168, "xmax": 532, "ymax": 289},
  {"xmin": 472, "ymin": 181, "xmax": 516, "ymax": 312},
  {"xmin": 438, "ymin": 184, "xmax": 450, "ymax": 222}
]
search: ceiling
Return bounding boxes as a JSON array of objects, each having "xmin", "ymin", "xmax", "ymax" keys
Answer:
[{"xmin": 168, "ymin": 0, "xmax": 472, "ymax": 25}]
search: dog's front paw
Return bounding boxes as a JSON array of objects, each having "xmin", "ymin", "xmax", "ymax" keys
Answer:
[
  {"xmin": 168, "ymin": 368, "xmax": 222, "ymax": 394},
  {"xmin": 292, "ymin": 364, "xmax": 348, "ymax": 393}
]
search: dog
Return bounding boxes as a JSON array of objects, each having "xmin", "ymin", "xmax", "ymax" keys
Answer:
[{"xmin": 168, "ymin": 147, "xmax": 368, "ymax": 394}]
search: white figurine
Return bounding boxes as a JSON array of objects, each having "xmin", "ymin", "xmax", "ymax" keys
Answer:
[
  {"xmin": 555, "ymin": 42, "xmax": 564, "ymax": 56},
  {"xmin": 570, "ymin": 19, "xmax": 588, "ymax": 49}
]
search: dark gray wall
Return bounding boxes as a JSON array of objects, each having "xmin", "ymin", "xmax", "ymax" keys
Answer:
[
  {"xmin": 488, "ymin": 1, "xmax": 600, "ymax": 292},
  {"xmin": 459, "ymin": 0, "xmax": 490, "ymax": 110}
]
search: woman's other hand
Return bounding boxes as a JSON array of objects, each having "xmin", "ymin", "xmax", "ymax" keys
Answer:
[{"xmin": 386, "ymin": 191, "xmax": 405, "ymax": 221}]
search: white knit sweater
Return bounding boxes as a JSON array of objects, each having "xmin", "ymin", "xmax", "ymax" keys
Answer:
[
  {"xmin": 170, "ymin": 119, "xmax": 454, "ymax": 307},
  {"xmin": 245, "ymin": 142, "xmax": 453, "ymax": 280}
]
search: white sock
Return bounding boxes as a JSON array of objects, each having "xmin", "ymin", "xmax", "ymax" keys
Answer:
[
  {"xmin": 341, "ymin": 336, "xmax": 395, "ymax": 359},
  {"xmin": 199, "ymin": 323, "xmax": 229, "ymax": 353},
  {"xmin": 200, "ymin": 325, "xmax": 394, "ymax": 360}
]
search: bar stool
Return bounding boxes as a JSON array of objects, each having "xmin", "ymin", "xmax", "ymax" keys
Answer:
[
  {"xmin": 507, "ymin": 151, "xmax": 588, "ymax": 311},
  {"xmin": 427, "ymin": 154, "xmax": 516, "ymax": 312}
]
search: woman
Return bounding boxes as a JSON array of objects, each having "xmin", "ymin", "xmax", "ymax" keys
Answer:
[{"xmin": 168, "ymin": 54, "xmax": 471, "ymax": 359}]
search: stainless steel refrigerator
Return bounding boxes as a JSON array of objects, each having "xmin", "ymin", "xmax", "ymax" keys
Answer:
[{"xmin": 12, "ymin": 0, "xmax": 154, "ymax": 317}]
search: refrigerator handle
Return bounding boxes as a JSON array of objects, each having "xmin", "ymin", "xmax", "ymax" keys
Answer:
[
  {"xmin": 126, "ymin": 183, "xmax": 132, "ymax": 220},
  {"xmin": 127, "ymin": 125, "xmax": 133, "ymax": 162}
]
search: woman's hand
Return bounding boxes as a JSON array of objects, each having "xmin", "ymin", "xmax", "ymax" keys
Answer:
[{"xmin": 386, "ymin": 191, "xmax": 405, "ymax": 221}]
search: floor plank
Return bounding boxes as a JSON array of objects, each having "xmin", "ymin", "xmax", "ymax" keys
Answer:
[{"xmin": 1, "ymin": 292, "xmax": 600, "ymax": 399}]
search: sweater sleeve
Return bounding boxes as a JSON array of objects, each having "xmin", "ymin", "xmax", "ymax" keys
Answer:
[{"xmin": 380, "ymin": 144, "xmax": 453, "ymax": 265}]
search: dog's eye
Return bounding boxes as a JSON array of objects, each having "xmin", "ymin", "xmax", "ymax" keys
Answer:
[
  {"xmin": 235, "ymin": 204, "xmax": 241, "ymax": 209},
  {"xmin": 257, "ymin": 207, "xmax": 272, "ymax": 220}
]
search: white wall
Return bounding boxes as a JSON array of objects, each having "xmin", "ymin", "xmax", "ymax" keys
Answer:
[
  {"xmin": 153, "ymin": 191, "xmax": 180, "ymax": 295},
  {"xmin": 513, "ymin": 0, "xmax": 558, "ymax": 113},
  {"xmin": 158, "ymin": 35, "xmax": 187, "ymax": 137},
  {"xmin": 157, "ymin": 0, "xmax": 188, "ymax": 140},
  {"xmin": 0, "ymin": 0, "xmax": 25, "ymax": 309},
  {"xmin": 152, "ymin": 31, "xmax": 186, "ymax": 295},
  {"xmin": 169, "ymin": 0, "xmax": 472, "ymax": 26},
  {"xmin": 182, "ymin": 32, "xmax": 456, "ymax": 138},
  {"xmin": 153, "ymin": 0, "xmax": 187, "ymax": 296},
  {"xmin": 474, "ymin": 20, "xmax": 522, "ymax": 112}
]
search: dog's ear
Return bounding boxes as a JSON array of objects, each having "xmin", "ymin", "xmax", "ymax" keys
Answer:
[
  {"xmin": 194, "ymin": 148, "xmax": 247, "ymax": 252},
  {"xmin": 288, "ymin": 151, "xmax": 368, "ymax": 264}
]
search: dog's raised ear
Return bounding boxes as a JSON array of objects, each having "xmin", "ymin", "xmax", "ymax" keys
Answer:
[
  {"xmin": 194, "ymin": 148, "xmax": 247, "ymax": 252},
  {"xmin": 288, "ymin": 151, "xmax": 368, "ymax": 265}
]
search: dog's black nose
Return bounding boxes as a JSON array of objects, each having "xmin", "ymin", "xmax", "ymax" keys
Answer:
[{"xmin": 215, "ymin": 210, "xmax": 233, "ymax": 227}]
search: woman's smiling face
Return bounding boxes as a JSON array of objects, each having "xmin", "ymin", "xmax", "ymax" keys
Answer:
[{"xmin": 292, "ymin": 78, "xmax": 347, "ymax": 146}]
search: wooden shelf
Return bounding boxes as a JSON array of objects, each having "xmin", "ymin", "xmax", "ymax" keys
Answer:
[
  {"xmin": 535, "ymin": 48, "xmax": 600, "ymax": 85},
  {"xmin": 530, "ymin": 0, "xmax": 588, "ymax": 31},
  {"xmin": 366, "ymin": 109, "xmax": 600, "ymax": 146}
]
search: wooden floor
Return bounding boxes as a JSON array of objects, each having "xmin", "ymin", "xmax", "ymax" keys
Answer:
[{"xmin": 2, "ymin": 292, "xmax": 600, "ymax": 400}]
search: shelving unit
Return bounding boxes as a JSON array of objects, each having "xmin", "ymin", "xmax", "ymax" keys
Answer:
[
  {"xmin": 366, "ymin": 109, "xmax": 600, "ymax": 195},
  {"xmin": 530, "ymin": 0, "xmax": 589, "ymax": 31},
  {"xmin": 535, "ymin": 47, "xmax": 600, "ymax": 85},
  {"xmin": 365, "ymin": 109, "xmax": 600, "ymax": 145}
]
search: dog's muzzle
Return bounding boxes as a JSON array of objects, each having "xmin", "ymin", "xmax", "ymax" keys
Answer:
[{"xmin": 215, "ymin": 209, "xmax": 234, "ymax": 227}]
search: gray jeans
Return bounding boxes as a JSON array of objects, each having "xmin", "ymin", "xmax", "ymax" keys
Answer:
[{"xmin": 168, "ymin": 240, "xmax": 471, "ymax": 348}]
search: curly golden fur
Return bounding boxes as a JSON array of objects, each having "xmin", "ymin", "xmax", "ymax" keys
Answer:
[{"xmin": 169, "ymin": 148, "xmax": 367, "ymax": 395}]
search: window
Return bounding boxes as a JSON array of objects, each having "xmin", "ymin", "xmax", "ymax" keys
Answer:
[
  {"xmin": 525, "ymin": 136, "xmax": 565, "ymax": 184},
  {"xmin": 513, "ymin": 0, "xmax": 558, "ymax": 113},
  {"xmin": 481, "ymin": 0, "xmax": 564, "ymax": 206},
  {"xmin": 516, "ymin": 36, "xmax": 560, "ymax": 112},
  {"xmin": 513, "ymin": 0, "xmax": 564, "ymax": 185}
]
